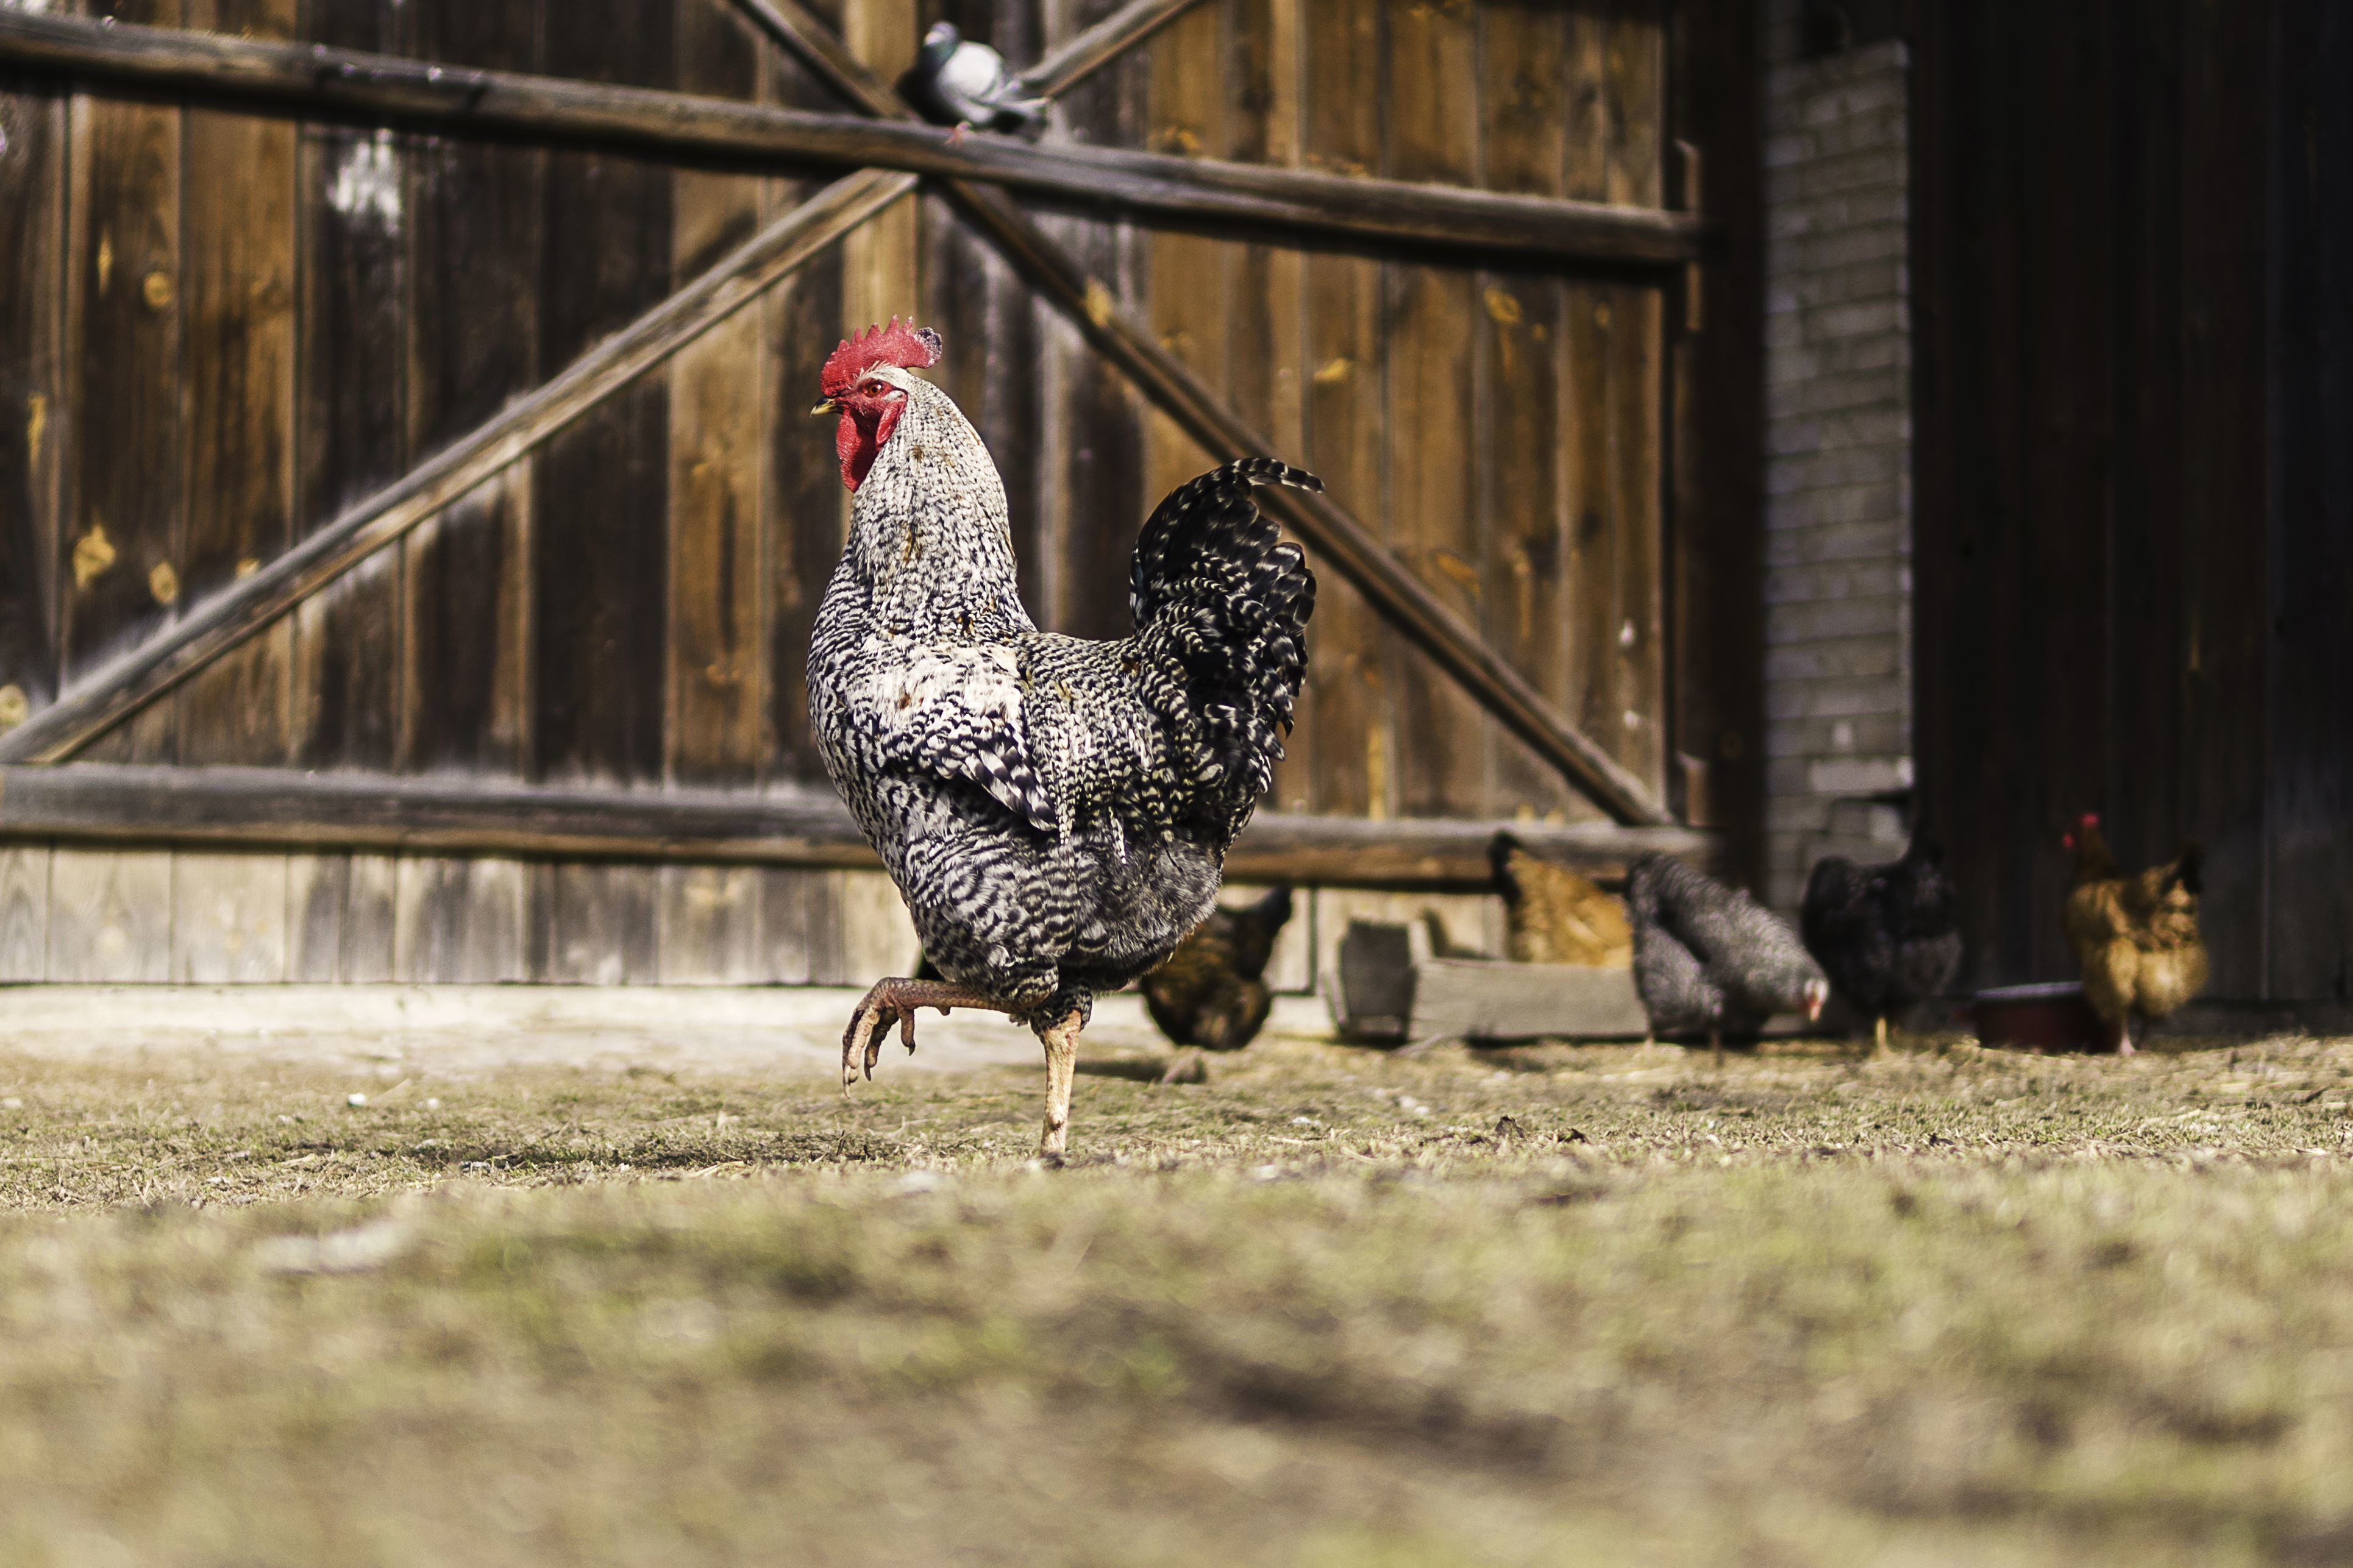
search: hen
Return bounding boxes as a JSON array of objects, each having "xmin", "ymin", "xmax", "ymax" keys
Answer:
[
  {"xmin": 1489, "ymin": 831, "xmax": 1632, "ymax": 968},
  {"xmin": 2062, "ymin": 813, "xmax": 2207, "ymax": 1054},
  {"xmin": 1626, "ymin": 853, "xmax": 1828, "ymax": 1064},
  {"xmin": 1800, "ymin": 839, "xmax": 1963, "ymax": 1052},
  {"xmin": 806, "ymin": 321, "xmax": 1318, "ymax": 1155},
  {"xmin": 1141, "ymin": 885, "xmax": 1295, "ymax": 1081}
]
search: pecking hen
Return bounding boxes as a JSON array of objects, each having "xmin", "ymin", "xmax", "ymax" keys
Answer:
[
  {"xmin": 1800, "ymin": 839, "xmax": 1963, "ymax": 1052},
  {"xmin": 1140, "ymin": 884, "xmax": 1295, "ymax": 1082},
  {"xmin": 2062, "ymin": 813, "xmax": 2207, "ymax": 1054},
  {"xmin": 806, "ymin": 321, "xmax": 1318, "ymax": 1156},
  {"xmin": 1626, "ymin": 853, "xmax": 1828, "ymax": 1064},
  {"xmin": 1490, "ymin": 831, "xmax": 1633, "ymax": 968}
]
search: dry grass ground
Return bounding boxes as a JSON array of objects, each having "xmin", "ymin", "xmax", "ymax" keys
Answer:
[{"xmin": 2, "ymin": 1019, "xmax": 2351, "ymax": 1567}]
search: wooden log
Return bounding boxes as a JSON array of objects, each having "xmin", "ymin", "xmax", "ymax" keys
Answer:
[
  {"xmin": 1408, "ymin": 957, "xmax": 1650, "ymax": 1044},
  {"xmin": 0, "ymin": 165, "xmax": 917, "ymax": 766},
  {"xmin": 0, "ymin": 9, "xmax": 1706, "ymax": 268},
  {"xmin": 0, "ymin": 762, "xmax": 1712, "ymax": 886}
]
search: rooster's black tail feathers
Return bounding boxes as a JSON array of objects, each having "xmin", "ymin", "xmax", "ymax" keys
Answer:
[{"xmin": 1131, "ymin": 460, "xmax": 1320, "ymax": 843}]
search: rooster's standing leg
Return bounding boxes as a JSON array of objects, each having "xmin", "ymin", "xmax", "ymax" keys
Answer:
[
  {"xmin": 1038, "ymin": 1009, "xmax": 1084, "ymax": 1158},
  {"xmin": 841, "ymin": 978, "xmax": 1014, "ymax": 1087},
  {"xmin": 1873, "ymin": 1015, "xmax": 1890, "ymax": 1056},
  {"xmin": 1710, "ymin": 1030, "xmax": 1723, "ymax": 1071}
]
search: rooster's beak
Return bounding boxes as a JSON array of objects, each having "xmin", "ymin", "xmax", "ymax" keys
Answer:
[{"xmin": 811, "ymin": 399, "xmax": 837, "ymax": 417}]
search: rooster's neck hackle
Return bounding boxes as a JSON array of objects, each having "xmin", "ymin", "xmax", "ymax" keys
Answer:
[{"xmin": 845, "ymin": 375, "xmax": 1030, "ymax": 640}]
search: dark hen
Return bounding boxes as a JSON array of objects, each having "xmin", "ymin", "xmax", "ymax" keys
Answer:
[
  {"xmin": 1141, "ymin": 885, "xmax": 1294, "ymax": 1080},
  {"xmin": 1800, "ymin": 840, "xmax": 1963, "ymax": 1051},
  {"xmin": 1626, "ymin": 854, "xmax": 1828, "ymax": 1063}
]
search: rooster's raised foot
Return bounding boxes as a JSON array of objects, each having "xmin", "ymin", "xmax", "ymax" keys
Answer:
[{"xmin": 840, "ymin": 978, "xmax": 1009, "ymax": 1087}]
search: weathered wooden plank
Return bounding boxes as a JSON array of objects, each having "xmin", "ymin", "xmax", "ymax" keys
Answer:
[
  {"xmin": 655, "ymin": 864, "xmax": 764, "ymax": 984},
  {"xmin": 2265, "ymin": 0, "xmax": 2353, "ymax": 1001},
  {"xmin": 0, "ymin": 74, "xmax": 64, "ymax": 726},
  {"xmin": 1311, "ymin": 887, "xmax": 1500, "ymax": 1011},
  {"xmin": 840, "ymin": 0, "xmax": 916, "ymax": 427},
  {"xmin": 0, "ymin": 844, "xmax": 49, "ymax": 981},
  {"xmin": 1018, "ymin": 0, "xmax": 1200, "ymax": 99},
  {"xmin": 393, "ymin": 854, "xmax": 526, "ymax": 982},
  {"xmin": 1663, "ymin": 0, "xmax": 1762, "ymax": 861},
  {"xmin": 340, "ymin": 850, "xmax": 396, "ymax": 981},
  {"xmin": 1141, "ymin": 0, "xmax": 1226, "ymax": 513},
  {"xmin": 532, "ymin": 1, "xmax": 675, "ymax": 789},
  {"xmin": 1410, "ymin": 957, "xmax": 1648, "ymax": 1043},
  {"xmin": 758, "ymin": 864, "xmax": 841, "ymax": 983},
  {"xmin": 169, "ymin": 849, "xmax": 287, "ymax": 982},
  {"xmin": 0, "ymin": 9, "xmax": 1710, "ymax": 268},
  {"xmin": 283, "ymin": 850, "xmax": 345, "ymax": 982},
  {"xmin": 1478, "ymin": 3, "xmax": 1574, "ymax": 821},
  {"xmin": 400, "ymin": 0, "xmax": 540, "ymax": 777},
  {"xmin": 1603, "ymin": 2, "xmax": 1664, "ymax": 210},
  {"xmin": 291, "ymin": 0, "xmax": 407, "ymax": 771},
  {"xmin": 1042, "ymin": 0, "xmax": 1144, "ymax": 642},
  {"xmin": 1224, "ymin": 0, "xmax": 1308, "ymax": 811},
  {"xmin": 1561, "ymin": 279, "xmax": 1615, "ymax": 823},
  {"xmin": 1606, "ymin": 280, "xmax": 1665, "ymax": 793},
  {"xmin": 45, "ymin": 846, "xmax": 170, "ymax": 982},
  {"xmin": 670, "ymin": 0, "xmax": 767, "ymax": 787},
  {"xmin": 835, "ymin": 865, "xmax": 920, "ymax": 983},
  {"xmin": 63, "ymin": 0, "xmax": 183, "ymax": 765},
  {"xmin": 1383, "ymin": 0, "xmax": 1483, "ymax": 819},
  {"xmin": 1298, "ymin": 0, "xmax": 1384, "ymax": 818},
  {"xmin": 174, "ymin": 0, "xmax": 296, "ymax": 768},
  {"xmin": 541, "ymin": 861, "xmax": 660, "ymax": 984}
]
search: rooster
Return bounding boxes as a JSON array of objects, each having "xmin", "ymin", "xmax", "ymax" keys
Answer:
[
  {"xmin": 1800, "ymin": 839, "xmax": 1963, "ymax": 1052},
  {"xmin": 2062, "ymin": 813, "xmax": 2207, "ymax": 1054},
  {"xmin": 806, "ymin": 321, "xmax": 1318, "ymax": 1157},
  {"xmin": 1626, "ymin": 854, "xmax": 1828, "ymax": 1065}
]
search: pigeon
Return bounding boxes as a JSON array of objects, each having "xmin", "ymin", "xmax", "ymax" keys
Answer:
[{"xmin": 903, "ymin": 21, "xmax": 1050, "ymax": 139}]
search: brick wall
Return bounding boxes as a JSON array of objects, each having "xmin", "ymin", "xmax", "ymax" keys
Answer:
[{"xmin": 1759, "ymin": 2, "xmax": 1914, "ymax": 910}]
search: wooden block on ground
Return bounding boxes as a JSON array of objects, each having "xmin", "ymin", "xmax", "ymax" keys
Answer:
[
  {"xmin": 394, "ymin": 856, "xmax": 527, "ymax": 982},
  {"xmin": 1325, "ymin": 918, "xmax": 1428, "ymax": 1043},
  {"xmin": 1409, "ymin": 958, "xmax": 1650, "ymax": 1043}
]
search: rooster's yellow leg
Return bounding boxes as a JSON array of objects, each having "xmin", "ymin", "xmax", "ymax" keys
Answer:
[
  {"xmin": 841, "ymin": 978, "xmax": 1013, "ymax": 1088},
  {"xmin": 1874, "ymin": 1015, "xmax": 1890, "ymax": 1055},
  {"xmin": 1038, "ymin": 1010, "xmax": 1084, "ymax": 1158}
]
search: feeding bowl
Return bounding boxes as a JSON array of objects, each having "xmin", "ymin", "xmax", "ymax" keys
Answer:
[{"xmin": 1970, "ymin": 981, "xmax": 2112, "ymax": 1053}]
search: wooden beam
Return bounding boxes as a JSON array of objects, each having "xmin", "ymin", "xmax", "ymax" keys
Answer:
[
  {"xmin": 0, "ymin": 764, "xmax": 1712, "ymax": 886},
  {"xmin": 0, "ymin": 10, "xmax": 1704, "ymax": 268},
  {"xmin": 1016, "ymin": 0, "xmax": 1206, "ymax": 101},
  {"xmin": 715, "ymin": 0, "xmax": 1679, "ymax": 825},
  {"xmin": 0, "ymin": 167, "xmax": 919, "ymax": 765}
]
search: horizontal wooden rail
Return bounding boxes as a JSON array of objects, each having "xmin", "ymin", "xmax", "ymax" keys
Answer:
[
  {"xmin": 0, "ymin": 9, "xmax": 1705, "ymax": 268},
  {"xmin": 0, "ymin": 765, "xmax": 1714, "ymax": 887},
  {"xmin": 0, "ymin": 168, "xmax": 917, "ymax": 765}
]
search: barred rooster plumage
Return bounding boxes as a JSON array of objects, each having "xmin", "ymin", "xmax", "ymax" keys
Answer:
[{"xmin": 805, "ymin": 321, "xmax": 1318, "ymax": 1155}]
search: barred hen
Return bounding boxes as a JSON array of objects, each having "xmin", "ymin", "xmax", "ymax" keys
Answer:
[
  {"xmin": 1801, "ymin": 839, "xmax": 1963, "ymax": 1052},
  {"xmin": 1626, "ymin": 853, "xmax": 1828, "ymax": 1063},
  {"xmin": 2062, "ymin": 813, "xmax": 2207, "ymax": 1054},
  {"xmin": 1141, "ymin": 885, "xmax": 1294, "ymax": 1081},
  {"xmin": 806, "ymin": 321, "xmax": 1318, "ymax": 1155}
]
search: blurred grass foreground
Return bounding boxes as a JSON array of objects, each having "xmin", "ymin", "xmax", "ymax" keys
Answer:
[{"xmin": 2, "ymin": 1018, "xmax": 2351, "ymax": 1566}]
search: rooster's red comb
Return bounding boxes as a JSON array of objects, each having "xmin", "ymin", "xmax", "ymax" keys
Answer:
[
  {"xmin": 2080, "ymin": 812, "xmax": 2101, "ymax": 829},
  {"xmin": 821, "ymin": 318, "xmax": 943, "ymax": 397}
]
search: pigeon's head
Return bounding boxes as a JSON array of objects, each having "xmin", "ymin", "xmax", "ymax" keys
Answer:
[
  {"xmin": 920, "ymin": 21, "xmax": 961, "ymax": 61},
  {"xmin": 814, "ymin": 318, "xmax": 944, "ymax": 491}
]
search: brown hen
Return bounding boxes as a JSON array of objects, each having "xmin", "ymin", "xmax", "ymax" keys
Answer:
[{"xmin": 2062, "ymin": 813, "xmax": 2209, "ymax": 1054}]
